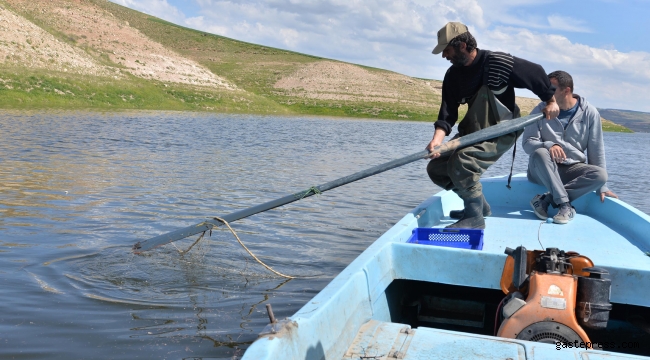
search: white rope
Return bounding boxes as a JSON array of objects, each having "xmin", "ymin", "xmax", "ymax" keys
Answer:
[{"xmin": 180, "ymin": 217, "xmax": 296, "ymax": 279}]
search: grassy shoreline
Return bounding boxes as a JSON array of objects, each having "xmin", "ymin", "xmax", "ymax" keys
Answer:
[
  {"xmin": 0, "ymin": 68, "xmax": 290, "ymax": 114},
  {"xmin": 0, "ymin": 67, "xmax": 633, "ymax": 132},
  {"xmin": 0, "ymin": 68, "xmax": 445, "ymax": 121},
  {"xmin": 601, "ymin": 118, "xmax": 634, "ymax": 133}
]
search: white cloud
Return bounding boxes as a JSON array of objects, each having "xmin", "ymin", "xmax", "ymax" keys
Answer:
[
  {"xmin": 111, "ymin": 0, "xmax": 650, "ymax": 111},
  {"xmin": 112, "ymin": 0, "xmax": 185, "ymax": 23},
  {"xmin": 279, "ymin": 28, "xmax": 301, "ymax": 48},
  {"xmin": 474, "ymin": 0, "xmax": 556, "ymax": 29},
  {"xmin": 479, "ymin": 27, "xmax": 650, "ymax": 109},
  {"xmin": 185, "ymin": 16, "xmax": 229, "ymax": 36},
  {"xmin": 546, "ymin": 15, "xmax": 591, "ymax": 33}
]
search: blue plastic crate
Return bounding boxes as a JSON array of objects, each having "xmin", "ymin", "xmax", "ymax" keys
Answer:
[{"xmin": 407, "ymin": 228, "xmax": 484, "ymax": 250}]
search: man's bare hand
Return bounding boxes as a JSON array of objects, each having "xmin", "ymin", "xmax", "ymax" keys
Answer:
[
  {"xmin": 549, "ymin": 144, "xmax": 566, "ymax": 163},
  {"xmin": 427, "ymin": 128, "xmax": 447, "ymax": 159},
  {"xmin": 426, "ymin": 138, "xmax": 443, "ymax": 159},
  {"xmin": 543, "ymin": 100, "xmax": 560, "ymax": 120},
  {"xmin": 600, "ymin": 191, "xmax": 618, "ymax": 202}
]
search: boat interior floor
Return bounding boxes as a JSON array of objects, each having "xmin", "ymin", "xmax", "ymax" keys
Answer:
[{"xmin": 434, "ymin": 204, "xmax": 650, "ymax": 273}]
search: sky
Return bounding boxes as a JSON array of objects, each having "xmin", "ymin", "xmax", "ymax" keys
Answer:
[{"xmin": 110, "ymin": 0, "xmax": 650, "ymax": 112}]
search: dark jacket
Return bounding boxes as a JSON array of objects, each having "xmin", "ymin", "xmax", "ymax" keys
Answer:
[{"xmin": 435, "ymin": 49, "xmax": 555, "ymax": 135}]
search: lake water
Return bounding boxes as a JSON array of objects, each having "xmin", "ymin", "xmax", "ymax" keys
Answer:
[{"xmin": 1, "ymin": 111, "xmax": 649, "ymax": 359}]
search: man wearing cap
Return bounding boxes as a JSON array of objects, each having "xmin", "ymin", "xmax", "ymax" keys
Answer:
[{"xmin": 426, "ymin": 22, "xmax": 559, "ymax": 229}]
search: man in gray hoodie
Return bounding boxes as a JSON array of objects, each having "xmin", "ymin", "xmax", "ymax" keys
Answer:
[{"xmin": 522, "ymin": 70, "xmax": 617, "ymax": 224}]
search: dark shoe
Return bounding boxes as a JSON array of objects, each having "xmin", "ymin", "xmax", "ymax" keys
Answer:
[
  {"xmin": 446, "ymin": 195, "xmax": 485, "ymax": 229},
  {"xmin": 530, "ymin": 193, "xmax": 551, "ymax": 220},
  {"xmin": 449, "ymin": 194, "xmax": 492, "ymax": 219},
  {"xmin": 553, "ymin": 202, "xmax": 576, "ymax": 224}
]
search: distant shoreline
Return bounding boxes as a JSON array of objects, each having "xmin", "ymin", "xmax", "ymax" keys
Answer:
[{"xmin": 0, "ymin": 106, "xmax": 635, "ymax": 133}]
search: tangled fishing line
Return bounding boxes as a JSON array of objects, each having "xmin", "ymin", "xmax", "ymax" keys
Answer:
[{"xmin": 172, "ymin": 216, "xmax": 296, "ymax": 279}]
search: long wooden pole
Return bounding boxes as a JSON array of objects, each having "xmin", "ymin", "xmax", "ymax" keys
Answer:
[{"xmin": 133, "ymin": 113, "xmax": 543, "ymax": 253}]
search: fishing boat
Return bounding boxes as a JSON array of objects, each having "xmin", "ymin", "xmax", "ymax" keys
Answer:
[{"xmin": 241, "ymin": 174, "xmax": 650, "ymax": 359}]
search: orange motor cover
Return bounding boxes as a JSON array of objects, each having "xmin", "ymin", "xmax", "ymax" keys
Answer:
[{"xmin": 497, "ymin": 272, "xmax": 590, "ymax": 346}]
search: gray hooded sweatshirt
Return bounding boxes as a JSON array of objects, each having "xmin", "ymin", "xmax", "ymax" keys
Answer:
[{"xmin": 522, "ymin": 94, "xmax": 609, "ymax": 193}]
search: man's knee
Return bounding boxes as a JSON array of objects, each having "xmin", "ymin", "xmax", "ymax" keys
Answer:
[
  {"xmin": 592, "ymin": 166, "xmax": 608, "ymax": 185},
  {"xmin": 527, "ymin": 148, "xmax": 556, "ymax": 184},
  {"xmin": 447, "ymin": 152, "xmax": 482, "ymax": 193},
  {"xmin": 455, "ymin": 183, "xmax": 483, "ymax": 199},
  {"xmin": 531, "ymin": 147, "xmax": 551, "ymax": 163},
  {"xmin": 528, "ymin": 148, "xmax": 554, "ymax": 174},
  {"xmin": 427, "ymin": 159, "xmax": 451, "ymax": 188}
]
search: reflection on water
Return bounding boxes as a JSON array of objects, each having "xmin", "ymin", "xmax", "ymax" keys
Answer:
[{"xmin": 0, "ymin": 111, "xmax": 648, "ymax": 359}]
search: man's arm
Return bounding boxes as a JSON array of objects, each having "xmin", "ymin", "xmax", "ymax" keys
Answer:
[
  {"xmin": 543, "ymin": 96, "xmax": 559, "ymax": 120},
  {"xmin": 585, "ymin": 106, "xmax": 611, "ymax": 196},
  {"xmin": 522, "ymin": 103, "xmax": 556, "ymax": 154},
  {"xmin": 432, "ymin": 71, "xmax": 458, "ymax": 136},
  {"xmin": 427, "ymin": 72, "xmax": 458, "ymax": 158},
  {"xmin": 510, "ymin": 57, "xmax": 559, "ymax": 119}
]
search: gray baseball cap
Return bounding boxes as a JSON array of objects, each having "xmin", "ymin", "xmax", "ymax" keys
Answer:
[{"xmin": 432, "ymin": 22, "xmax": 469, "ymax": 54}]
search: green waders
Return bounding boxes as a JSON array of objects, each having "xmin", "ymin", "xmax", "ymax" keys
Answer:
[{"xmin": 426, "ymin": 85, "xmax": 521, "ymax": 228}]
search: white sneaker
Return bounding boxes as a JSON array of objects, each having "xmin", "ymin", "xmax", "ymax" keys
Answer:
[
  {"xmin": 530, "ymin": 193, "xmax": 550, "ymax": 220},
  {"xmin": 553, "ymin": 203, "xmax": 576, "ymax": 224}
]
